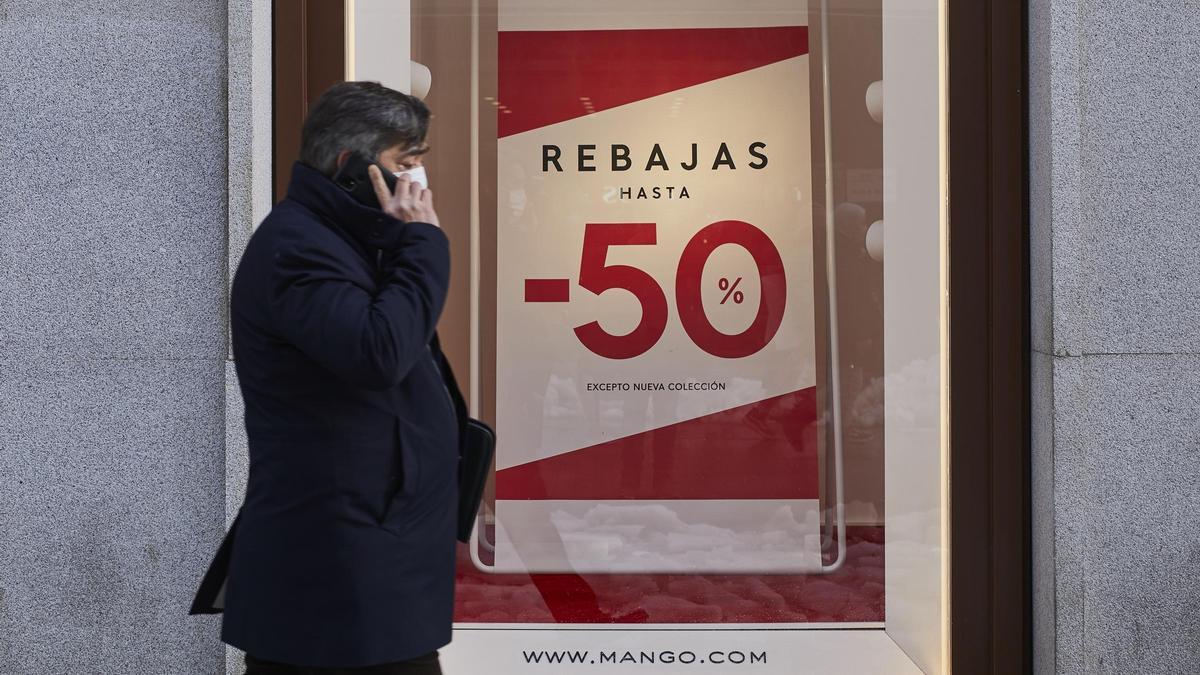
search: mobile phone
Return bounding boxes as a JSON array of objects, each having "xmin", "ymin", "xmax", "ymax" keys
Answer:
[{"xmin": 332, "ymin": 152, "xmax": 396, "ymax": 210}]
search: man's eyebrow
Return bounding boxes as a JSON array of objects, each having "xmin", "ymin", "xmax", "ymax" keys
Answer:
[{"xmin": 404, "ymin": 144, "xmax": 431, "ymax": 157}]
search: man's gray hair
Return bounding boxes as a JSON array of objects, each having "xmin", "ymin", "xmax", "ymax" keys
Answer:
[{"xmin": 299, "ymin": 81, "xmax": 430, "ymax": 176}]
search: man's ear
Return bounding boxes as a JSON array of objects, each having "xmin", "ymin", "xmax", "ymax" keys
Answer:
[{"xmin": 335, "ymin": 150, "xmax": 352, "ymax": 170}]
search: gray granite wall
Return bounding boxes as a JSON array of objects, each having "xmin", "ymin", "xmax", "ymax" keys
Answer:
[
  {"xmin": 0, "ymin": 1, "xmax": 231, "ymax": 672},
  {"xmin": 1030, "ymin": 0, "xmax": 1200, "ymax": 673}
]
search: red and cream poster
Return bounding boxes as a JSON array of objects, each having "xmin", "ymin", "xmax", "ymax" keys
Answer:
[{"xmin": 481, "ymin": 1, "xmax": 823, "ymax": 591}]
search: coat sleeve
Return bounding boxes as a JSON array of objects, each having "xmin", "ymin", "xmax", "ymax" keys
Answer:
[{"xmin": 267, "ymin": 222, "xmax": 450, "ymax": 390}]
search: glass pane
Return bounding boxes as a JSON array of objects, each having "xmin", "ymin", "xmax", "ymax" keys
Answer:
[{"xmin": 408, "ymin": 0, "xmax": 945, "ymax": 670}]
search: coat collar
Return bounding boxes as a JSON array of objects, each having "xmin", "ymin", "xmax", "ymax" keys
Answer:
[{"xmin": 285, "ymin": 161, "xmax": 408, "ymax": 254}]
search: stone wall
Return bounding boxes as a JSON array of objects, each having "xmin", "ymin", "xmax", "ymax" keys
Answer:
[
  {"xmin": 0, "ymin": 1, "xmax": 229, "ymax": 672},
  {"xmin": 1030, "ymin": 1, "xmax": 1200, "ymax": 672}
]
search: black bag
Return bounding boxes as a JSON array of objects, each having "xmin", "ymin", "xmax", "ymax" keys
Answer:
[{"xmin": 457, "ymin": 418, "xmax": 495, "ymax": 543}]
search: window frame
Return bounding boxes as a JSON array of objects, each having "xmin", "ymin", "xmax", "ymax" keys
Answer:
[{"xmin": 271, "ymin": 1, "xmax": 1032, "ymax": 670}]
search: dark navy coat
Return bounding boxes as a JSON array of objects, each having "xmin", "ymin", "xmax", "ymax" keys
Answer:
[{"xmin": 198, "ymin": 162, "xmax": 466, "ymax": 668}]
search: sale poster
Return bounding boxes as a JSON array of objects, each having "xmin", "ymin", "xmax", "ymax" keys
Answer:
[{"xmin": 489, "ymin": 9, "xmax": 822, "ymax": 579}]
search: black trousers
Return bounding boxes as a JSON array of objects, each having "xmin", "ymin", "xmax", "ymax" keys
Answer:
[{"xmin": 244, "ymin": 651, "xmax": 441, "ymax": 675}]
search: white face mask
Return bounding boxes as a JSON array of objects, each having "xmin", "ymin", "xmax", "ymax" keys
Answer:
[{"xmin": 393, "ymin": 165, "xmax": 429, "ymax": 189}]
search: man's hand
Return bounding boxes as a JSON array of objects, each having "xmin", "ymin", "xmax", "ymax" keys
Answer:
[{"xmin": 368, "ymin": 164, "xmax": 440, "ymax": 228}]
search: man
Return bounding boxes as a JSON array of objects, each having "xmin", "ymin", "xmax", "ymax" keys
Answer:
[{"xmin": 191, "ymin": 82, "xmax": 467, "ymax": 674}]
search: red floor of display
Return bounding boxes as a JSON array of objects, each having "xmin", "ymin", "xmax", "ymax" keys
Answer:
[{"xmin": 454, "ymin": 526, "xmax": 883, "ymax": 624}]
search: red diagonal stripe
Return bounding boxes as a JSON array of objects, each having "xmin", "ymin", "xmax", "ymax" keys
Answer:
[
  {"xmin": 496, "ymin": 388, "xmax": 819, "ymax": 500},
  {"xmin": 498, "ymin": 26, "xmax": 810, "ymax": 138}
]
